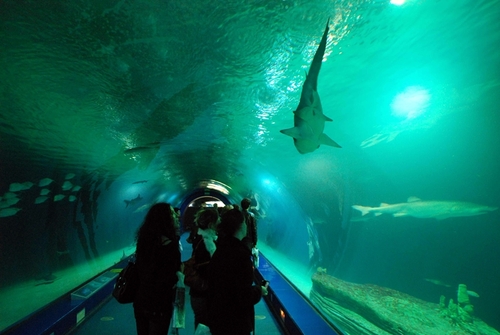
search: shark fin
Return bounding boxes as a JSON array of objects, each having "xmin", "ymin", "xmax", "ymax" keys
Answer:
[
  {"xmin": 352, "ymin": 205, "xmax": 370, "ymax": 216},
  {"xmin": 408, "ymin": 196, "xmax": 422, "ymax": 202},
  {"xmin": 322, "ymin": 114, "xmax": 333, "ymax": 122},
  {"xmin": 374, "ymin": 212, "xmax": 382, "ymax": 216},
  {"xmin": 393, "ymin": 212, "xmax": 407, "ymax": 217},
  {"xmin": 319, "ymin": 133, "xmax": 341, "ymax": 148},
  {"xmin": 280, "ymin": 127, "xmax": 302, "ymax": 139}
]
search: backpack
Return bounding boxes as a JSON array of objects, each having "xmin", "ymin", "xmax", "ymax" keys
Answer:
[
  {"xmin": 182, "ymin": 240, "xmax": 210, "ymax": 291},
  {"xmin": 112, "ymin": 260, "xmax": 139, "ymax": 304}
]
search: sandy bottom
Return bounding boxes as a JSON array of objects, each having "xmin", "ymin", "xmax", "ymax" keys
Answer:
[{"xmin": 0, "ymin": 245, "xmax": 135, "ymax": 332}]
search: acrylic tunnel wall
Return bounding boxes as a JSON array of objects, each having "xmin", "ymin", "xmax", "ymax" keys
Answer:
[{"xmin": 1, "ymin": 1, "xmax": 500, "ymax": 334}]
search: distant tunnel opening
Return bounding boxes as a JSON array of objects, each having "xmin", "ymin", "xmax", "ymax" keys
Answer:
[{"xmin": 178, "ymin": 188, "xmax": 231, "ymax": 233}]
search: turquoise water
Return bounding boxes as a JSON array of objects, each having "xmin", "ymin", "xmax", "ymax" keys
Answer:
[{"xmin": 1, "ymin": 0, "xmax": 499, "ymax": 333}]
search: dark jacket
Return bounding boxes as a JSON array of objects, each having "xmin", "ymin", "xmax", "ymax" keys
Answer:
[
  {"xmin": 189, "ymin": 234, "xmax": 212, "ymax": 297},
  {"xmin": 207, "ymin": 236, "xmax": 262, "ymax": 334},
  {"xmin": 134, "ymin": 236, "xmax": 181, "ymax": 314},
  {"xmin": 243, "ymin": 209, "xmax": 257, "ymax": 248}
]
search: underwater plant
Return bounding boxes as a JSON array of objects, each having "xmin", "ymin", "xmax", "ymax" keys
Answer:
[{"xmin": 439, "ymin": 283, "xmax": 475, "ymax": 325}]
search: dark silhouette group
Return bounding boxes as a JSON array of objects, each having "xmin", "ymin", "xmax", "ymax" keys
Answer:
[{"xmin": 132, "ymin": 199, "xmax": 266, "ymax": 335}]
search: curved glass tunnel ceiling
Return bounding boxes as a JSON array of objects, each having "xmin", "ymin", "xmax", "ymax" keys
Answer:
[{"xmin": 1, "ymin": 0, "xmax": 500, "ymax": 333}]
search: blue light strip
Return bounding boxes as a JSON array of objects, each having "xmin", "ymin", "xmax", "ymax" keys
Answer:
[
  {"xmin": 4, "ymin": 253, "xmax": 344, "ymax": 335},
  {"xmin": 255, "ymin": 253, "xmax": 344, "ymax": 335}
]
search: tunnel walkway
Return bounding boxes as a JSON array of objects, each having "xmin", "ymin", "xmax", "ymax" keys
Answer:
[
  {"xmin": 68, "ymin": 233, "xmax": 285, "ymax": 335},
  {"xmin": 68, "ymin": 287, "xmax": 283, "ymax": 335},
  {"xmin": 3, "ymin": 233, "xmax": 339, "ymax": 335}
]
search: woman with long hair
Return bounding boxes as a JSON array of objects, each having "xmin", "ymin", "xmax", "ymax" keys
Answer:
[{"xmin": 133, "ymin": 203, "xmax": 181, "ymax": 335}]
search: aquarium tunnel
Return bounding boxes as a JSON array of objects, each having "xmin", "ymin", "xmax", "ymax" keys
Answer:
[{"xmin": 1, "ymin": 0, "xmax": 500, "ymax": 334}]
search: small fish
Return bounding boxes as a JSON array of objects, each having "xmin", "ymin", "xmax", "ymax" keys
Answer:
[
  {"xmin": 132, "ymin": 180, "xmax": 148, "ymax": 184},
  {"xmin": 40, "ymin": 188, "xmax": 50, "ymax": 196},
  {"xmin": 62, "ymin": 181, "xmax": 73, "ymax": 191},
  {"xmin": 9, "ymin": 182, "xmax": 34, "ymax": 192},
  {"xmin": 38, "ymin": 178, "xmax": 54, "ymax": 187},
  {"xmin": 0, "ymin": 202, "xmax": 11, "ymax": 209},
  {"xmin": 34, "ymin": 280, "xmax": 55, "ymax": 286},
  {"xmin": 0, "ymin": 207, "xmax": 21, "ymax": 217},
  {"xmin": 3, "ymin": 192, "xmax": 18, "ymax": 199},
  {"xmin": 424, "ymin": 278, "xmax": 451, "ymax": 287},
  {"xmin": 4, "ymin": 196, "xmax": 20, "ymax": 206},
  {"xmin": 124, "ymin": 142, "xmax": 160, "ymax": 153},
  {"xmin": 124, "ymin": 194, "xmax": 143, "ymax": 208},
  {"xmin": 65, "ymin": 173, "xmax": 76, "ymax": 180},
  {"xmin": 71, "ymin": 185, "xmax": 82, "ymax": 192},
  {"xmin": 467, "ymin": 290, "xmax": 480, "ymax": 298},
  {"xmin": 68, "ymin": 195, "xmax": 77, "ymax": 202},
  {"xmin": 54, "ymin": 194, "xmax": 65, "ymax": 202},
  {"xmin": 35, "ymin": 196, "xmax": 49, "ymax": 204}
]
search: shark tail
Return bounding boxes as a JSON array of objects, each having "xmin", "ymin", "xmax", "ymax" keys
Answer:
[
  {"xmin": 352, "ymin": 205, "xmax": 371, "ymax": 216},
  {"xmin": 308, "ymin": 19, "xmax": 330, "ymax": 91},
  {"xmin": 124, "ymin": 200, "xmax": 129, "ymax": 208}
]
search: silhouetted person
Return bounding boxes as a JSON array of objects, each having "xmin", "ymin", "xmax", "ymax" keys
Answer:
[
  {"xmin": 241, "ymin": 198, "xmax": 257, "ymax": 251},
  {"xmin": 188, "ymin": 208, "xmax": 219, "ymax": 330},
  {"xmin": 133, "ymin": 203, "xmax": 181, "ymax": 335},
  {"xmin": 207, "ymin": 209, "xmax": 268, "ymax": 335}
]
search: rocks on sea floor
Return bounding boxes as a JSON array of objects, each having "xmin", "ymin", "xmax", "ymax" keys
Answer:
[{"xmin": 310, "ymin": 271, "xmax": 500, "ymax": 335}]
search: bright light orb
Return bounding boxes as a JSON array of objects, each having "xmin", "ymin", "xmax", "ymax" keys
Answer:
[
  {"xmin": 391, "ymin": 86, "xmax": 430, "ymax": 119},
  {"xmin": 390, "ymin": 0, "xmax": 406, "ymax": 5}
]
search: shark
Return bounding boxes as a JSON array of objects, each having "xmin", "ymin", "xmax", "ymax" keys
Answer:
[
  {"xmin": 280, "ymin": 19, "xmax": 341, "ymax": 154},
  {"xmin": 352, "ymin": 197, "xmax": 498, "ymax": 220},
  {"xmin": 124, "ymin": 194, "xmax": 143, "ymax": 208}
]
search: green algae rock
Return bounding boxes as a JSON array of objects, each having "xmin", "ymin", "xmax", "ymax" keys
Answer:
[
  {"xmin": 310, "ymin": 272, "xmax": 500, "ymax": 335},
  {"xmin": 439, "ymin": 295, "xmax": 446, "ymax": 309},
  {"xmin": 458, "ymin": 284, "xmax": 471, "ymax": 305}
]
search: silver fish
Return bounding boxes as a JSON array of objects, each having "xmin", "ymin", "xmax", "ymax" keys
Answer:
[
  {"xmin": 38, "ymin": 178, "xmax": 54, "ymax": 187},
  {"xmin": 0, "ymin": 207, "xmax": 21, "ymax": 217},
  {"xmin": 9, "ymin": 182, "xmax": 34, "ymax": 192},
  {"xmin": 54, "ymin": 194, "xmax": 65, "ymax": 202},
  {"xmin": 35, "ymin": 196, "xmax": 49, "ymax": 204}
]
